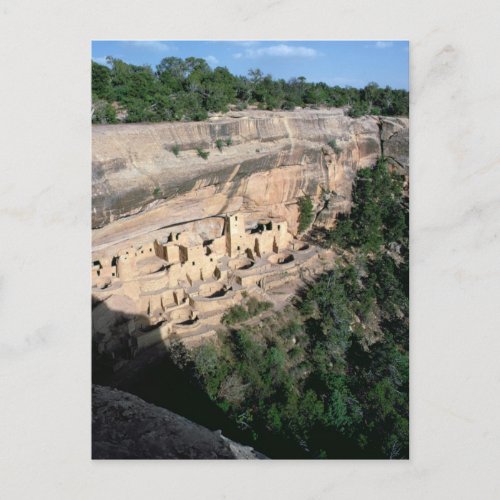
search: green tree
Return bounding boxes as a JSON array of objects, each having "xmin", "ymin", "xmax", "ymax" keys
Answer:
[
  {"xmin": 91, "ymin": 56, "xmax": 408, "ymax": 124},
  {"xmin": 298, "ymin": 195, "xmax": 314, "ymax": 233},
  {"xmin": 92, "ymin": 61, "xmax": 112, "ymax": 99}
]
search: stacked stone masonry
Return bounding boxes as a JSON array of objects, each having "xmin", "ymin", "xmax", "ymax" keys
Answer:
[{"xmin": 92, "ymin": 212, "xmax": 319, "ymax": 366}]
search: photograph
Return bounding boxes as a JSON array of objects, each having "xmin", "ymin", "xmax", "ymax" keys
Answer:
[
  {"xmin": 91, "ymin": 40, "xmax": 409, "ymax": 459},
  {"xmin": 4, "ymin": 0, "xmax": 500, "ymax": 496}
]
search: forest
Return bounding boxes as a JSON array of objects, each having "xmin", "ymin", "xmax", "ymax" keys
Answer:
[
  {"xmin": 164, "ymin": 158, "xmax": 409, "ymax": 459},
  {"xmin": 92, "ymin": 56, "xmax": 409, "ymax": 124}
]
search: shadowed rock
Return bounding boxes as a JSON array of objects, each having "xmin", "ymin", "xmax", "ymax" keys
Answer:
[{"xmin": 92, "ymin": 385, "xmax": 266, "ymax": 459}]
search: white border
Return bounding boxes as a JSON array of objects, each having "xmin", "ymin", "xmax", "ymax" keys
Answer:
[{"xmin": 1, "ymin": 1, "xmax": 499, "ymax": 498}]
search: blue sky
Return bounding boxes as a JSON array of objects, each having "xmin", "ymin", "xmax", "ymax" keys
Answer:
[{"xmin": 92, "ymin": 41, "xmax": 409, "ymax": 90}]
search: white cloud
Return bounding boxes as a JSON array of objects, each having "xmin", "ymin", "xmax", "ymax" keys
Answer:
[
  {"xmin": 374, "ymin": 41, "xmax": 394, "ymax": 49},
  {"xmin": 128, "ymin": 41, "xmax": 173, "ymax": 52},
  {"xmin": 233, "ymin": 44, "xmax": 319, "ymax": 59},
  {"xmin": 205, "ymin": 55, "xmax": 219, "ymax": 66}
]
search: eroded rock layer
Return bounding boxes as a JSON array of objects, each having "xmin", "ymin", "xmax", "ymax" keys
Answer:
[{"xmin": 92, "ymin": 109, "xmax": 408, "ymax": 251}]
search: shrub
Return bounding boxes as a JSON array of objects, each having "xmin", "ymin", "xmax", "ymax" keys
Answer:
[
  {"xmin": 215, "ymin": 139, "xmax": 224, "ymax": 152},
  {"xmin": 222, "ymin": 305, "xmax": 249, "ymax": 325},
  {"xmin": 225, "ymin": 137, "xmax": 233, "ymax": 146},
  {"xmin": 171, "ymin": 144, "xmax": 180, "ymax": 156},
  {"xmin": 298, "ymin": 195, "xmax": 314, "ymax": 233},
  {"xmin": 92, "ymin": 99, "xmax": 117, "ymax": 124},
  {"xmin": 246, "ymin": 297, "xmax": 272, "ymax": 316},
  {"xmin": 221, "ymin": 299, "xmax": 272, "ymax": 325},
  {"xmin": 327, "ymin": 138, "xmax": 342, "ymax": 156},
  {"xmin": 191, "ymin": 109, "xmax": 209, "ymax": 121},
  {"xmin": 278, "ymin": 320, "xmax": 303, "ymax": 340},
  {"xmin": 152, "ymin": 187, "xmax": 162, "ymax": 198},
  {"xmin": 197, "ymin": 148, "xmax": 210, "ymax": 160},
  {"xmin": 347, "ymin": 102, "xmax": 369, "ymax": 118}
]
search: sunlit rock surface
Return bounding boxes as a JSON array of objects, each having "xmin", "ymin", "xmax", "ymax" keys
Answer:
[{"xmin": 92, "ymin": 109, "xmax": 408, "ymax": 249}]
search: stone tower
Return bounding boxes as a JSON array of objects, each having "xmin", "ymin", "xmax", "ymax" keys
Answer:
[{"xmin": 226, "ymin": 213, "xmax": 245, "ymax": 257}]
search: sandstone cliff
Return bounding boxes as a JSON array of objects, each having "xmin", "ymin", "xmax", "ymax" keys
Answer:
[
  {"xmin": 92, "ymin": 385, "xmax": 265, "ymax": 459},
  {"xmin": 92, "ymin": 109, "xmax": 408, "ymax": 251}
]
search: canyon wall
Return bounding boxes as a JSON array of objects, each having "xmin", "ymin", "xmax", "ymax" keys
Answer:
[{"xmin": 92, "ymin": 109, "xmax": 408, "ymax": 251}]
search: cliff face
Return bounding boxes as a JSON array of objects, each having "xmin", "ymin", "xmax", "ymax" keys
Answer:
[
  {"xmin": 92, "ymin": 109, "xmax": 408, "ymax": 250},
  {"xmin": 92, "ymin": 385, "xmax": 265, "ymax": 459}
]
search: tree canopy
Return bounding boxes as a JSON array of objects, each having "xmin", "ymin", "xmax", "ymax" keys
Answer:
[{"xmin": 91, "ymin": 57, "xmax": 409, "ymax": 124}]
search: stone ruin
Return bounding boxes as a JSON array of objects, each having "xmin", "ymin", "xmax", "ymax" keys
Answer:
[{"xmin": 92, "ymin": 213, "xmax": 319, "ymax": 370}]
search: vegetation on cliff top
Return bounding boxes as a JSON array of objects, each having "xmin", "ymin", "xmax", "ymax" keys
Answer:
[
  {"xmin": 92, "ymin": 57, "xmax": 409, "ymax": 124},
  {"xmin": 164, "ymin": 157, "xmax": 409, "ymax": 459}
]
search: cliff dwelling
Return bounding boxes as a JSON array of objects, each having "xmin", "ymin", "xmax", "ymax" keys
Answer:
[
  {"xmin": 92, "ymin": 212, "xmax": 323, "ymax": 368},
  {"xmin": 87, "ymin": 47, "xmax": 411, "ymax": 461},
  {"xmin": 91, "ymin": 110, "xmax": 409, "ymax": 372}
]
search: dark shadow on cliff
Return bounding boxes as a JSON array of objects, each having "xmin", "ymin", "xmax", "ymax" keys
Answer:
[{"xmin": 92, "ymin": 300, "xmax": 306, "ymax": 459}]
